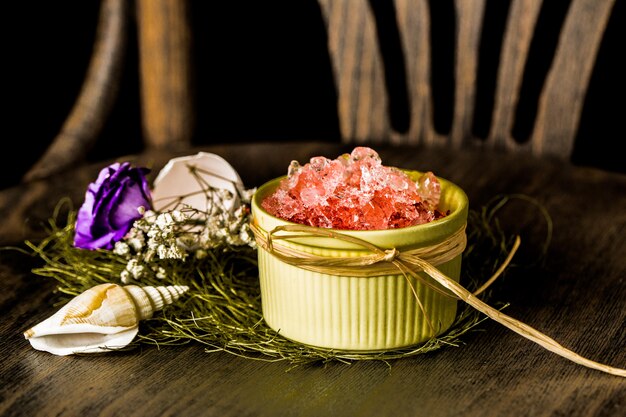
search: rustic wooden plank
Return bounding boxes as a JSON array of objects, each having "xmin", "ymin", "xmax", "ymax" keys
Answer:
[
  {"xmin": 532, "ymin": 0, "xmax": 616, "ymax": 156},
  {"xmin": 319, "ymin": 0, "xmax": 390, "ymax": 144},
  {"xmin": 451, "ymin": 0, "xmax": 485, "ymax": 148},
  {"xmin": 1, "ymin": 143, "xmax": 624, "ymax": 416},
  {"xmin": 489, "ymin": 0, "xmax": 542, "ymax": 152},
  {"xmin": 395, "ymin": 0, "xmax": 435, "ymax": 146},
  {"xmin": 136, "ymin": 0, "xmax": 193, "ymax": 149}
]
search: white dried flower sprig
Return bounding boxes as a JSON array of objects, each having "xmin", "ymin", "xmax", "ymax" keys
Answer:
[{"xmin": 114, "ymin": 185, "xmax": 257, "ymax": 284}]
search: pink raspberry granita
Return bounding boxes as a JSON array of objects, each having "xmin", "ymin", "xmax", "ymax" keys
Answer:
[{"xmin": 261, "ymin": 147, "xmax": 447, "ymax": 230}]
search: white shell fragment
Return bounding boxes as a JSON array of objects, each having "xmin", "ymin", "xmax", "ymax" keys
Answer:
[
  {"xmin": 151, "ymin": 152, "xmax": 245, "ymax": 214},
  {"xmin": 24, "ymin": 283, "xmax": 189, "ymax": 356}
]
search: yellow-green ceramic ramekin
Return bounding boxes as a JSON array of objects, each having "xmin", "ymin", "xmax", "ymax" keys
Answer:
[{"xmin": 251, "ymin": 171, "xmax": 469, "ymax": 351}]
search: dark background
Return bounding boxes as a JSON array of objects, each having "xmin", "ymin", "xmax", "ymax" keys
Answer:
[{"xmin": 5, "ymin": 1, "xmax": 624, "ymax": 190}]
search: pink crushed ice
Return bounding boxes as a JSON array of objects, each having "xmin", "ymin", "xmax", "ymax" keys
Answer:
[{"xmin": 261, "ymin": 147, "xmax": 446, "ymax": 230}]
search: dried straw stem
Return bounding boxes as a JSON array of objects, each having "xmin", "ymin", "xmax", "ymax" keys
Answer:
[
  {"xmin": 414, "ymin": 258, "xmax": 625, "ymax": 377},
  {"xmin": 255, "ymin": 223, "xmax": 625, "ymax": 377}
]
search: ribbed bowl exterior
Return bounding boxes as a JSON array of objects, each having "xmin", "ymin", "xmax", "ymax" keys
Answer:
[
  {"xmin": 252, "ymin": 172, "xmax": 468, "ymax": 351},
  {"xmin": 258, "ymin": 250, "xmax": 461, "ymax": 350}
]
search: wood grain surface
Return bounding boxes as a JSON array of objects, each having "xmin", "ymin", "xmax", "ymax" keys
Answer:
[
  {"xmin": 23, "ymin": 0, "xmax": 128, "ymax": 183},
  {"xmin": 1, "ymin": 143, "xmax": 624, "ymax": 417},
  {"xmin": 136, "ymin": 0, "xmax": 193, "ymax": 149},
  {"xmin": 317, "ymin": 0, "xmax": 615, "ymax": 156}
]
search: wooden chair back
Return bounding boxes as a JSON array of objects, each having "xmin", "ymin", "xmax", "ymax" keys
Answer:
[
  {"xmin": 23, "ymin": 0, "xmax": 616, "ymax": 182},
  {"xmin": 317, "ymin": 0, "xmax": 615, "ymax": 156}
]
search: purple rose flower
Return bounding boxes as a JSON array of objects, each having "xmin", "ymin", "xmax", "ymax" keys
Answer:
[{"xmin": 74, "ymin": 162, "xmax": 152, "ymax": 250}]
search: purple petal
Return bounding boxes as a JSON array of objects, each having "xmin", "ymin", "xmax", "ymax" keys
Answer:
[{"xmin": 73, "ymin": 162, "xmax": 152, "ymax": 250}]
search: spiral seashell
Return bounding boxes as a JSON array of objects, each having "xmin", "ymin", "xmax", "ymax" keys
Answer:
[{"xmin": 23, "ymin": 283, "xmax": 189, "ymax": 356}]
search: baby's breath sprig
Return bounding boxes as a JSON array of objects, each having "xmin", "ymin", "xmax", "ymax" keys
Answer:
[{"xmin": 114, "ymin": 162, "xmax": 257, "ymax": 284}]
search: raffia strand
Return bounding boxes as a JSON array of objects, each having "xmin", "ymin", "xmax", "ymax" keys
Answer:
[{"xmin": 251, "ymin": 223, "xmax": 625, "ymax": 378}]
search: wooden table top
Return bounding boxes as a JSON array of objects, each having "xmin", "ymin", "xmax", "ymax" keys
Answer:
[{"xmin": 1, "ymin": 142, "xmax": 625, "ymax": 417}]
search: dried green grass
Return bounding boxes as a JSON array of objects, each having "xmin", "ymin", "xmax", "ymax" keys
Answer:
[{"xmin": 19, "ymin": 194, "xmax": 546, "ymax": 368}]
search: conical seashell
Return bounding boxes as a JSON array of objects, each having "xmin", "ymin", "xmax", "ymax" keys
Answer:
[{"xmin": 24, "ymin": 283, "xmax": 189, "ymax": 356}]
